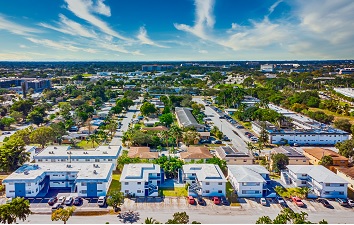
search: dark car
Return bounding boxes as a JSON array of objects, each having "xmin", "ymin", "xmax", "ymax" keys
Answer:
[
  {"xmin": 317, "ymin": 198, "xmax": 332, "ymax": 208},
  {"xmin": 221, "ymin": 196, "xmax": 230, "ymax": 206},
  {"xmin": 200, "ymin": 139, "xmax": 211, "ymax": 144},
  {"xmin": 223, "ymin": 136, "xmax": 230, "ymax": 141},
  {"xmin": 212, "ymin": 140, "xmax": 222, "ymax": 144},
  {"xmin": 197, "ymin": 197, "xmax": 206, "ymax": 206},
  {"xmin": 48, "ymin": 197, "xmax": 58, "ymax": 206},
  {"xmin": 73, "ymin": 197, "xmax": 83, "ymax": 206}
]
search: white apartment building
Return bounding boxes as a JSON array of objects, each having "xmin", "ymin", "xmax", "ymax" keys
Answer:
[
  {"xmin": 228, "ymin": 165, "xmax": 270, "ymax": 198},
  {"xmin": 3, "ymin": 163, "xmax": 114, "ymax": 198},
  {"xmin": 120, "ymin": 164, "xmax": 163, "ymax": 197},
  {"xmin": 260, "ymin": 64, "xmax": 274, "ymax": 72},
  {"xmin": 281, "ymin": 165, "xmax": 348, "ymax": 198},
  {"xmin": 34, "ymin": 145, "xmax": 121, "ymax": 169},
  {"xmin": 182, "ymin": 164, "xmax": 226, "ymax": 197}
]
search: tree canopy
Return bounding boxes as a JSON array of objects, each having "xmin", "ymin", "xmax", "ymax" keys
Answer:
[
  {"xmin": 271, "ymin": 153, "xmax": 289, "ymax": 173},
  {"xmin": 0, "ymin": 197, "xmax": 31, "ymax": 224},
  {"xmin": 0, "ymin": 137, "xmax": 29, "ymax": 172}
]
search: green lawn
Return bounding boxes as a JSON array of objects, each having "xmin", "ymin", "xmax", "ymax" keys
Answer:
[
  {"xmin": 308, "ymin": 107, "xmax": 354, "ymax": 124},
  {"xmin": 76, "ymin": 140, "xmax": 99, "ymax": 150},
  {"xmin": 226, "ymin": 182, "xmax": 240, "ymax": 206},
  {"xmin": 82, "ymin": 73, "xmax": 92, "ymax": 77},
  {"xmin": 158, "ymin": 187, "xmax": 187, "ymax": 197},
  {"xmin": 108, "ymin": 174, "xmax": 121, "ymax": 192}
]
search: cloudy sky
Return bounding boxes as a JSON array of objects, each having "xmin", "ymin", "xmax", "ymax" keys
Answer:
[{"xmin": 0, "ymin": 0, "xmax": 353, "ymax": 61}]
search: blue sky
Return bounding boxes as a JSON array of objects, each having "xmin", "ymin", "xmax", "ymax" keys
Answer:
[{"xmin": 0, "ymin": 0, "xmax": 353, "ymax": 61}]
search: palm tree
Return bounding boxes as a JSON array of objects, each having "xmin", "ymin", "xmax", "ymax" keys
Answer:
[
  {"xmin": 88, "ymin": 133, "xmax": 99, "ymax": 148},
  {"xmin": 158, "ymin": 130, "xmax": 170, "ymax": 148},
  {"xmin": 144, "ymin": 217, "xmax": 160, "ymax": 224},
  {"xmin": 169, "ymin": 125, "xmax": 182, "ymax": 148},
  {"xmin": 182, "ymin": 130, "xmax": 200, "ymax": 146}
]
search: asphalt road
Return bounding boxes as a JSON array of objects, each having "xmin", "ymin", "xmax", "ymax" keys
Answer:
[
  {"xmin": 193, "ymin": 97, "xmax": 248, "ymax": 153},
  {"xmin": 110, "ymin": 98, "xmax": 141, "ymax": 147}
]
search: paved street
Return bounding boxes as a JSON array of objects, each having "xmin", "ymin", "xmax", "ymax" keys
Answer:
[
  {"xmin": 110, "ymin": 98, "xmax": 141, "ymax": 148},
  {"xmin": 20, "ymin": 197, "xmax": 354, "ymax": 224},
  {"xmin": 193, "ymin": 97, "xmax": 248, "ymax": 153},
  {"xmin": 0, "ymin": 124, "xmax": 30, "ymax": 142}
]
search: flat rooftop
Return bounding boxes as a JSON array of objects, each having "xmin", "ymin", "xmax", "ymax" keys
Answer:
[
  {"xmin": 120, "ymin": 164, "xmax": 161, "ymax": 182},
  {"xmin": 228, "ymin": 165, "xmax": 269, "ymax": 183},
  {"xmin": 3, "ymin": 163, "xmax": 114, "ymax": 182},
  {"xmin": 34, "ymin": 145, "xmax": 121, "ymax": 159},
  {"xmin": 272, "ymin": 146, "xmax": 307, "ymax": 158},
  {"xmin": 216, "ymin": 146, "xmax": 251, "ymax": 158},
  {"xmin": 183, "ymin": 164, "xmax": 226, "ymax": 182}
]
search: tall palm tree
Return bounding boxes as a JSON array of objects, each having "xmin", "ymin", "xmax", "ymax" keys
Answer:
[
  {"xmin": 183, "ymin": 130, "xmax": 200, "ymax": 146},
  {"xmin": 169, "ymin": 125, "xmax": 182, "ymax": 148},
  {"xmin": 88, "ymin": 133, "xmax": 99, "ymax": 148},
  {"xmin": 158, "ymin": 130, "xmax": 170, "ymax": 148}
]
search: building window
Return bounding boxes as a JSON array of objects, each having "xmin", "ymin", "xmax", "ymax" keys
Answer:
[
  {"xmin": 301, "ymin": 181, "xmax": 307, "ymax": 184},
  {"xmin": 125, "ymin": 182, "xmax": 129, "ymax": 185},
  {"xmin": 243, "ymin": 160, "xmax": 247, "ymax": 162},
  {"xmin": 218, "ymin": 190, "xmax": 222, "ymax": 193},
  {"xmin": 27, "ymin": 183, "xmax": 31, "ymax": 186},
  {"xmin": 38, "ymin": 159, "xmax": 43, "ymax": 162},
  {"xmin": 204, "ymin": 190, "xmax": 210, "ymax": 193},
  {"xmin": 255, "ymin": 191, "xmax": 260, "ymax": 194},
  {"xmin": 218, "ymin": 182, "xmax": 222, "ymax": 185},
  {"xmin": 137, "ymin": 190, "xmax": 141, "ymax": 193},
  {"xmin": 125, "ymin": 190, "xmax": 129, "ymax": 193},
  {"xmin": 81, "ymin": 182, "xmax": 87, "ymax": 186},
  {"xmin": 51, "ymin": 159, "xmax": 56, "ymax": 162},
  {"xmin": 325, "ymin": 183, "xmax": 330, "ymax": 187},
  {"xmin": 242, "ymin": 190, "xmax": 246, "ymax": 194},
  {"xmin": 85, "ymin": 159, "xmax": 90, "ymax": 161},
  {"xmin": 339, "ymin": 184, "xmax": 344, "ymax": 187},
  {"xmin": 192, "ymin": 173, "xmax": 196, "ymax": 176},
  {"xmin": 206, "ymin": 182, "xmax": 210, "ymax": 185},
  {"xmin": 95, "ymin": 159, "xmax": 100, "ymax": 162},
  {"xmin": 108, "ymin": 159, "xmax": 113, "ymax": 161},
  {"xmin": 303, "ymin": 160, "xmax": 307, "ymax": 162},
  {"xmin": 97, "ymin": 182, "xmax": 102, "ymax": 184},
  {"xmin": 301, "ymin": 174, "xmax": 307, "ymax": 177},
  {"xmin": 137, "ymin": 182, "xmax": 141, "ymax": 185},
  {"xmin": 339, "ymin": 192, "xmax": 344, "ymax": 195}
]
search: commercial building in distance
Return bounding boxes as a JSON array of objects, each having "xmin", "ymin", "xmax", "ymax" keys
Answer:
[
  {"xmin": 281, "ymin": 165, "xmax": 348, "ymax": 198},
  {"xmin": 0, "ymin": 78, "xmax": 51, "ymax": 92},
  {"xmin": 252, "ymin": 104, "xmax": 349, "ymax": 146},
  {"xmin": 141, "ymin": 64, "xmax": 174, "ymax": 71},
  {"xmin": 3, "ymin": 163, "xmax": 114, "ymax": 198}
]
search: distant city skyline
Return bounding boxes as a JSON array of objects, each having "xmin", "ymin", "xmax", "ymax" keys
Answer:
[{"xmin": 0, "ymin": 0, "xmax": 353, "ymax": 61}]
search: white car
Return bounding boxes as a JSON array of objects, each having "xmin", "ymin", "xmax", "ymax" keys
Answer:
[
  {"xmin": 58, "ymin": 196, "xmax": 66, "ymax": 205},
  {"xmin": 348, "ymin": 199, "xmax": 354, "ymax": 207},
  {"xmin": 260, "ymin": 198, "xmax": 267, "ymax": 206},
  {"xmin": 98, "ymin": 196, "xmax": 106, "ymax": 207}
]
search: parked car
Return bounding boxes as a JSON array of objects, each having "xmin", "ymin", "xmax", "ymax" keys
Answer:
[
  {"xmin": 197, "ymin": 197, "xmax": 206, "ymax": 206},
  {"xmin": 212, "ymin": 197, "xmax": 220, "ymax": 205},
  {"xmin": 200, "ymin": 139, "xmax": 211, "ymax": 144},
  {"xmin": 51, "ymin": 203, "xmax": 64, "ymax": 211},
  {"xmin": 222, "ymin": 136, "xmax": 230, "ymax": 141},
  {"xmin": 64, "ymin": 196, "xmax": 74, "ymax": 206},
  {"xmin": 188, "ymin": 196, "xmax": 195, "ymax": 205},
  {"xmin": 98, "ymin": 196, "xmax": 106, "ymax": 207},
  {"xmin": 336, "ymin": 198, "xmax": 349, "ymax": 207},
  {"xmin": 221, "ymin": 196, "xmax": 230, "ymax": 206},
  {"xmin": 317, "ymin": 198, "xmax": 332, "ymax": 208},
  {"xmin": 277, "ymin": 196, "xmax": 285, "ymax": 205},
  {"xmin": 58, "ymin": 196, "xmax": 66, "ymax": 205},
  {"xmin": 212, "ymin": 140, "xmax": 222, "ymax": 144},
  {"xmin": 236, "ymin": 125, "xmax": 244, "ymax": 129},
  {"xmin": 260, "ymin": 198, "xmax": 267, "ymax": 206},
  {"xmin": 347, "ymin": 199, "xmax": 354, "ymax": 207},
  {"xmin": 219, "ymin": 116, "xmax": 224, "ymax": 119},
  {"xmin": 244, "ymin": 132, "xmax": 250, "ymax": 135},
  {"xmin": 48, "ymin": 197, "xmax": 58, "ymax": 206},
  {"xmin": 73, "ymin": 197, "xmax": 83, "ymax": 206},
  {"xmin": 291, "ymin": 196, "xmax": 305, "ymax": 207},
  {"xmin": 250, "ymin": 137, "xmax": 258, "ymax": 142}
]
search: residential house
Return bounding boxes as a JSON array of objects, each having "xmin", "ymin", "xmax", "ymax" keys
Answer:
[
  {"xmin": 336, "ymin": 167, "xmax": 354, "ymax": 191},
  {"xmin": 120, "ymin": 164, "xmax": 163, "ymax": 197},
  {"xmin": 182, "ymin": 164, "xmax": 226, "ymax": 197},
  {"xmin": 128, "ymin": 147, "xmax": 158, "ymax": 160},
  {"xmin": 281, "ymin": 165, "xmax": 348, "ymax": 198},
  {"xmin": 270, "ymin": 146, "xmax": 309, "ymax": 170},
  {"xmin": 3, "ymin": 163, "xmax": 114, "ymax": 198},
  {"xmin": 215, "ymin": 146, "xmax": 254, "ymax": 165},
  {"xmin": 180, "ymin": 147, "xmax": 213, "ymax": 163},
  {"xmin": 302, "ymin": 147, "xmax": 348, "ymax": 167},
  {"xmin": 228, "ymin": 165, "xmax": 270, "ymax": 197},
  {"xmin": 198, "ymin": 132, "xmax": 210, "ymax": 141}
]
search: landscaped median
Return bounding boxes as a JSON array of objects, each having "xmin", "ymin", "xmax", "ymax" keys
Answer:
[
  {"xmin": 158, "ymin": 187, "xmax": 187, "ymax": 197},
  {"xmin": 108, "ymin": 173, "xmax": 121, "ymax": 192}
]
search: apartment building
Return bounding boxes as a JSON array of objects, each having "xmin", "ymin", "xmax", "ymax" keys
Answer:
[
  {"xmin": 120, "ymin": 164, "xmax": 163, "ymax": 197},
  {"xmin": 34, "ymin": 145, "xmax": 121, "ymax": 169},
  {"xmin": 175, "ymin": 107, "xmax": 205, "ymax": 132},
  {"xmin": 3, "ymin": 163, "xmax": 114, "ymax": 198},
  {"xmin": 281, "ymin": 165, "xmax": 348, "ymax": 198},
  {"xmin": 182, "ymin": 164, "xmax": 226, "ymax": 197},
  {"xmin": 228, "ymin": 165, "xmax": 270, "ymax": 198},
  {"xmin": 270, "ymin": 146, "xmax": 309, "ymax": 170}
]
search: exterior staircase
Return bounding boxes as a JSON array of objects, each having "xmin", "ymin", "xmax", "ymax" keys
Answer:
[
  {"xmin": 281, "ymin": 171, "xmax": 291, "ymax": 185},
  {"xmin": 188, "ymin": 183, "xmax": 202, "ymax": 196},
  {"xmin": 148, "ymin": 183, "xmax": 158, "ymax": 196}
]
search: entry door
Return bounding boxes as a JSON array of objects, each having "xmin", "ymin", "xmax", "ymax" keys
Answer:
[
  {"xmin": 15, "ymin": 183, "xmax": 26, "ymax": 197},
  {"xmin": 87, "ymin": 183, "xmax": 97, "ymax": 197}
]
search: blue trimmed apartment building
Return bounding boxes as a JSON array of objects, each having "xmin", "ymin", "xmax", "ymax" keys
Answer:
[
  {"xmin": 34, "ymin": 145, "xmax": 121, "ymax": 169},
  {"xmin": 3, "ymin": 163, "xmax": 114, "ymax": 198}
]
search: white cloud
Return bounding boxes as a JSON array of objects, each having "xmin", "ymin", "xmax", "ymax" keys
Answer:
[
  {"xmin": 26, "ymin": 37, "xmax": 97, "ymax": 53},
  {"xmin": 174, "ymin": 0, "xmax": 215, "ymax": 40},
  {"xmin": 19, "ymin": 44, "xmax": 28, "ymax": 48},
  {"xmin": 137, "ymin": 26, "xmax": 168, "ymax": 48},
  {"xmin": 39, "ymin": 14, "xmax": 97, "ymax": 38},
  {"xmin": 198, "ymin": 50, "xmax": 208, "ymax": 54},
  {"xmin": 0, "ymin": 15, "xmax": 40, "ymax": 36},
  {"xmin": 64, "ymin": 0, "xmax": 131, "ymax": 41}
]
